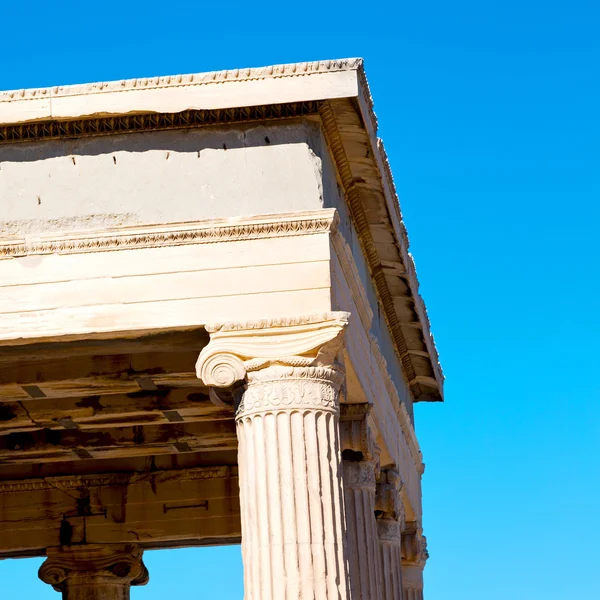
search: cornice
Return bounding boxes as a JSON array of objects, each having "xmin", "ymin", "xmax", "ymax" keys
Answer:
[
  {"xmin": 375, "ymin": 139, "xmax": 443, "ymax": 385},
  {"xmin": 319, "ymin": 99, "xmax": 443, "ymax": 401},
  {"xmin": 320, "ymin": 101, "xmax": 419, "ymax": 397},
  {"xmin": 0, "ymin": 59, "xmax": 362, "ymax": 104},
  {"xmin": 356, "ymin": 64, "xmax": 378, "ymax": 135},
  {"xmin": 0, "ymin": 209, "xmax": 337, "ymax": 259},
  {"xmin": 0, "ymin": 58, "xmax": 443, "ymax": 400}
]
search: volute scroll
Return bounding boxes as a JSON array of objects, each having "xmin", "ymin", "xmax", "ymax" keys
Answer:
[{"xmin": 196, "ymin": 312, "xmax": 350, "ymax": 409}]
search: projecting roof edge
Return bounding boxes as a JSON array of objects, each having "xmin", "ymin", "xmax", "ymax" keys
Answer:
[
  {"xmin": 0, "ymin": 59, "xmax": 363, "ymax": 125},
  {"xmin": 336, "ymin": 64, "xmax": 444, "ymax": 399},
  {"xmin": 374, "ymin": 138, "xmax": 444, "ymax": 392},
  {"xmin": 0, "ymin": 57, "xmax": 444, "ymax": 398}
]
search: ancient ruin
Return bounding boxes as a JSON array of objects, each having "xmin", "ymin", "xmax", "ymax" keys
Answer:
[{"xmin": 0, "ymin": 59, "xmax": 442, "ymax": 599}]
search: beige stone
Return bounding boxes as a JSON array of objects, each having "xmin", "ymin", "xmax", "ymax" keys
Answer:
[
  {"xmin": 376, "ymin": 468, "xmax": 405, "ymax": 600},
  {"xmin": 340, "ymin": 404, "xmax": 382, "ymax": 599},
  {"xmin": 196, "ymin": 313, "xmax": 350, "ymax": 598},
  {"xmin": 0, "ymin": 58, "xmax": 443, "ymax": 598}
]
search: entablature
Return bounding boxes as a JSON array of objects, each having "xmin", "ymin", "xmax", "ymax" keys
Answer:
[{"xmin": 0, "ymin": 58, "xmax": 443, "ymax": 402}]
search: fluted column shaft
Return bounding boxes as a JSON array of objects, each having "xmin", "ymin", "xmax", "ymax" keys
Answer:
[
  {"xmin": 375, "ymin": 468, "xmax": 404, "ymax": 600},
  {"xmin": 343, "ymin": 459, "xmax": 381, "ymax": 599},
  {"xmin": 401, "ymin": 523, "xmax": 428, "ymax": 600},
  {"xmin": 378, "ymin": 518, "xmax": 403, "ymax": 600},
  {"xmin": 401, "ymin": 566, "xmax": 424, "ymax": 600},
  {"xmin": 38, "ymin": 544, "xmax": 148, "ymax": 600},
  {"xmin": 236, "ymin": 364, "xmax": 349, "ymax": 600}
]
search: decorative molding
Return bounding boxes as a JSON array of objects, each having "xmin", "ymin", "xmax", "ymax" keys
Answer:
[
  {"xmin": 0, "ymin": 101, "xmax": 321, "ymax": 144},
  {"xmin": 205, "ymin": 310, "xmax": 342, "ymax": 334},
  {"xmin": 238, "ymin": 365, "xmax": 344, "ymax": 418},
  {"xmin": 0, "ymin": 209, "xmax": 337, "ymax": 259},
  {"xmin": 0, "ymin": 59, "xmax": 362, "ymax": 104},
  {"xmin": 0, "ymin": 466, "xmax": 232, "ymax": 494},
  {"xmin": 196, "ymin": 312, "xmax": 349, "ymax": 396}
]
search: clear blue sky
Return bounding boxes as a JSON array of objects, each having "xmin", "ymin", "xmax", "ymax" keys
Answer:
[{"xmin": 1, "ymin": 1, "xmax": 598, "ymax": 598}]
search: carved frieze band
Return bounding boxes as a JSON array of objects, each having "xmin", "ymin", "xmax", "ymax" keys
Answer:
[
  {"xmin": 0, "ymin": 209, "xmax": 337, "ymax": 259},
  {"xmin": 0, "ymin": 466, "xmax": 234, "ymax": 494}
]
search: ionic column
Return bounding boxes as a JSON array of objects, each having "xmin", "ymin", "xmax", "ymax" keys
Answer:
[
  {"xmin": 401, "ymin": 522, "xmax": 428, "ymax": 600},
  {"xmin": 196, "ymin": 312, "xmax": 351, "ymax": 600},
  {"xmin": 376, "ymin": 468, "xmax": 404, "ymax": 600},
  {"xmin": 340, "ymin": 404, "xmax": 382, "ymax": 599},
  {"xmin": 38, "ymin": 544, "xmax": 148, "ymax": 600}
]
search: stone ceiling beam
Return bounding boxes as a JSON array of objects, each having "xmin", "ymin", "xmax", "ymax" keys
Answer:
[
  {"xmin": 0, "ymin": 388, "xmax": 231, "ymax": 435},
  {"xmin": 0, "ymin": 419, "xmax": 237, "ymax": 465},
  {"xmin": 0, "ymin": 466, "xmax": 240, "ymax": 558}
]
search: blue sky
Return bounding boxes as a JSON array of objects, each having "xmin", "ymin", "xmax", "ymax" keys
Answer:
[{"xmin": 1, "ymin": 1, "xmax": 598, "ymax": 598}]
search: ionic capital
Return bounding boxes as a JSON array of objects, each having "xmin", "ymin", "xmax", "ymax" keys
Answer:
[
  {"xmin": 375, "ymin": 467, "xmax": 405, "ymax": 528},
  {"xmin": 196, "ymin": 312, "xmax": 349, "ymax": 409},
  {"xmin": 342, "ymin": 459, "xmax": 378, "ymax": 490},
  {"xmin": 377, "ymin": 517, "xmax": 402, "ymax": 544},
  {"xmin": 401, "ymin": 521, "xmax": 429, "ymax": 567},
  {"xmin": 339, "ymin": 403, "xmax": 379, "ymax": 464},
  {"xmin": 38, "ymin": 544, "xmax": 148, "ymax": 593}
]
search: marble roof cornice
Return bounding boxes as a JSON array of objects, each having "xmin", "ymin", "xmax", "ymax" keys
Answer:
[
  {"xmin": 0, "ymin": 59, "xmax": 364, "ymax": 126},
  {"xmin": 0, "ymin": 58, "xmax": 443, "ymax": 401}
]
